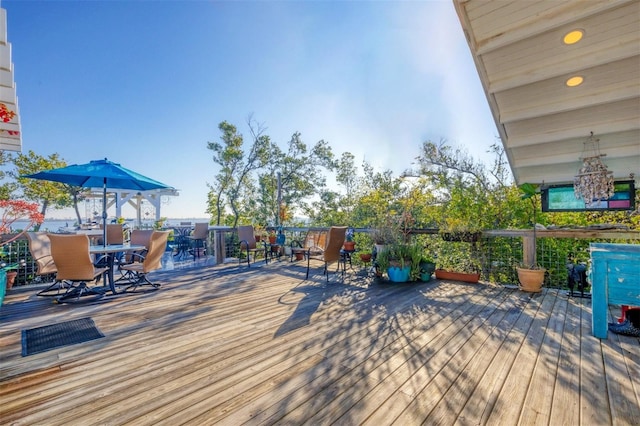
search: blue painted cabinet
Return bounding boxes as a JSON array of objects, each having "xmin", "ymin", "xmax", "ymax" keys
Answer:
[{"xmin": 590, "ymin": 243, "xmax": 640, "ymax": 338}]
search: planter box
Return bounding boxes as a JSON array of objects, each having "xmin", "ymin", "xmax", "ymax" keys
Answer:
[{"xmin": 435, "ymin": 269, "xmax": 480, "ymax": 283}]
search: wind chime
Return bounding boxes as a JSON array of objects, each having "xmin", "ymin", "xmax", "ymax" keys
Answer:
[{"xmin": 573, "ymin": 132, "xmax": 615, "ymax": 203}]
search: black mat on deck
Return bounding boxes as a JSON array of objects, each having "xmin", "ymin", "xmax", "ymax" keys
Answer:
[{"xmin": 21, "ymin": 317, "xmax": 104, "ymax": 356}]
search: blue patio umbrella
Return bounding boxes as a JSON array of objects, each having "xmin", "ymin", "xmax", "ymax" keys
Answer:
[{"xmin": 23, "ymin": 158, "xmax": 173, "ymax": 245}]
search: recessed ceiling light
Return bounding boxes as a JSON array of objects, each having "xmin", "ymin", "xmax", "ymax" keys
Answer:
[
  {"xmin": 566, "ymin": 76, "xmax": 584, "ymax": 87},
  {"xmin": 563, "ymin": 29, "xmax": 584, "ymax": 45}
]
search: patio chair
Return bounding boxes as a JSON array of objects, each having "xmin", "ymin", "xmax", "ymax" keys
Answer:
[
  {"xmin": 290, "ymin": 229, "xmax": 328, "ymax": 262},
  {"xmin": 115, "ymin": 229, "xmax": 154, "ymax": 282},
  {"xmin": 118, "ymin": 231, "xmax": 170, "ymax": 292},
  {"xmin": 304, "ymin": 226, "xmax": 347, "ymax": 281},
  {"xmin": 188, "ymin": 223, "xmax": 208, "ymax": 260},
  {"xmin": 48, "ymin": 234, "xmax": 109, "ymax": 303},
  {"xmin": 26, "ymin": 232, "xmax": 62, "ymax": 297},
  {"xmin": 238, "ymin": 225, "xmax": 268, "ymax": 267}
]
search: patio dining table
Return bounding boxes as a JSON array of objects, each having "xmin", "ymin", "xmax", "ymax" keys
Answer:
[
  {"xmin": 90, "ymin": 244, "xmax": 145, "ymax": 294},
  {"xmin": 168, "ymin": 225, "xmax": 193, "ymax": 259}
]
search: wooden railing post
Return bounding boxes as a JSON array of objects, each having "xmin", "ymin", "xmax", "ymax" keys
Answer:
[{"xmin": 522, "ymin": 232, "xmax": 536, "ymax": 267}]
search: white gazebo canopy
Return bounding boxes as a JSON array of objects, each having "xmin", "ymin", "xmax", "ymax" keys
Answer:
[{"xmin": 85, "ymin": 187, "xmax": 179, "ymax": 227}]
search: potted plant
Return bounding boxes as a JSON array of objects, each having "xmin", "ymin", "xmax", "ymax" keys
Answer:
[
  {"xmin": 377, "ymin": 242, "xmax": 413, "ymax": 283},
  {"xmin": 371, "ymin": 225, "xmax": 396, "ymax": 255},
  {"xmin": 516, "ymin": 183, "xmax": 546, "ymax": 292},
  {"xmin": 439, "ymin": 218, "xmax": 482, "ymax": 243},
  {"xmin": 254, "ymin": 225, "xmax": 266, "ymax": 242},
  {"xmin": 434, "ymin": 242, "xmax": 481, "ymax": 283},
  {"xmin": 343, "ymin": 227, "xmax": 356, "ymax": 251},
  {"xmin": 419, "ymin": 256, "xmax": 436, "ymax": 282},
  {"xmin": 268, "ymin": 230, "xmax": 277, "ymax": 245},
  {"xmin": 2, "ymin": 263, "xmax": 19, "ymax": 290},
  {"xmin": 359, "ymin": 250, "xmax": 372, "ymax": 263}
]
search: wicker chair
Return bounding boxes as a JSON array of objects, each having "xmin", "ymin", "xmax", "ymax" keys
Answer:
[
  {"xmin": 26, "ymin": 232, "xmax": 61, "ymax": 297},
  {"xmin": 118, "ymin": 231, "xmax": 169, "ymax": 292},
  {"xmin": 290, "ymin": 229, "xmax": 328, "ymax": 262},
  {"xmin": 237, "ymin": 225, "xmax": 268, "ymax": 267},
  {"xmin": 48, "ymin": 234, "xmax": 109, "ymax": 303},
  {"xmin": 304, "ymin": 226, "xmax": 347, "ymax": 281}
]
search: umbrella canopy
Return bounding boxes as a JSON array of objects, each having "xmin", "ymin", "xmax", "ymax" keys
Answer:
[{"xmin": 24, "ymin": 158, "xmax": 174, "ymax": 245}]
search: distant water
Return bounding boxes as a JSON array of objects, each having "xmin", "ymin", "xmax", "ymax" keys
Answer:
[{"xmin": 10, "ymin": 218, "xmax": 210, "ymax": 232}]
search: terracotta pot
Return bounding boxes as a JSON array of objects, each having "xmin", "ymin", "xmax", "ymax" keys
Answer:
[
  {"xmin": 435, "ymin": 269, "xmax": 480, "ymax": 283},
  {"xmin": 516, "ymin": 267, "xmax": 545, "ymax": 292},
  {"xmin": 343, "ymin": 241, "xmax": 355, "ymax": 251},
  {"xmin": 268, "ymin": 236, "xmax": 276, "ymax": 244},
  {"xmin": 5, "ymin": 271, "xmax": 17, "ymax": 290},
  {"xmin": 295, "ymin": 252, "xmax": 304, "ymax": 261},
  {"xmin": 359, "ymin": 253, "xmax": 372, "ymax": 262}
]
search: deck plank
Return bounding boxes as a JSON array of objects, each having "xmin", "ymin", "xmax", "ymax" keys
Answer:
[{"xmin": 0, "ymin": 262, "xmax": 638, "ymax": 426}]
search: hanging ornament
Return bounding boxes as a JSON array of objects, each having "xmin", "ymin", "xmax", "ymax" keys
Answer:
[{"xmin": 574, "ymin": 132, "xmax": 614, "ymax": 203}]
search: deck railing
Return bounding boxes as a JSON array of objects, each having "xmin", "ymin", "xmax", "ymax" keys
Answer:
[
  {"xmin": 4, "ymin": 227, "xmax": 639, "ymax": 289},
  {"xmin": 211, "ymin": 227, "xmax": 640, "ymax": 288}
]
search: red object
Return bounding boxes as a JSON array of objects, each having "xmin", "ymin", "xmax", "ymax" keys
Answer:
[{"xmin": 619, "ymin": 305, "xmax": 630, "ymax": 323}]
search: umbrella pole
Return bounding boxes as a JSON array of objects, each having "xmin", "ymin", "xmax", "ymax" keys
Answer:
[{"xmin": 102, "ymin": 179, "xmax": 107, "ymax": 247}]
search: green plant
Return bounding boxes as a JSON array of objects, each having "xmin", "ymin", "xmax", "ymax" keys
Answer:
[
  {"xmin": 435, "ymin": 240, "xmax": 480, "ymax": 274},
  {"xmin": 377, "ymin": 242, "xmax": 416, "ymax": 272},
  {"xmin": 519, "ymin": 182, "xmax": 542, "ymax": 269},
  {"xmin": 371, "ymin": 226, "xmax": 396, "ymax": 245},
  {"xmin": 345, "ymin": 227, "xmax": 354, "ymax": 242},
  {"xmin": 154, "ymin": 217, "xmax": 167, "ymax": 230}
]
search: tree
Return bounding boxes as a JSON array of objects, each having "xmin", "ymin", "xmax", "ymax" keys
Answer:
[
  {"xmin": 206, "ymin": 116, "xmax": 271, "ymax": 227},
  {"xmin": 264, "ymin": 132, "xmax": 335, "ymax": 225},
  {"xmin": 10, "ymin": 151, "xmax": 81, "ymax": 229}
]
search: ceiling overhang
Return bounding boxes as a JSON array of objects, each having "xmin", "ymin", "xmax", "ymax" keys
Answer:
[{"xmin": 453, "ymin": 0, "xmax": 640, "ymax": 187}]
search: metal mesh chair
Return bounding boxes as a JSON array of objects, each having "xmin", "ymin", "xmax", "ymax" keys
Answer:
[
  {"xmin": 238, "ymin": 225, "xmax": 268, "ymax": 267},
  {"xmin": 118, "ymin": 231, "xmax": 169, "ymax": 292},
  {"xmin": 188, "ymin": 223, "xmax": 208, "ymax": 260},
  {"xmin": 48, "ymin": 234, "xmax": 109, "ymax": 303}
]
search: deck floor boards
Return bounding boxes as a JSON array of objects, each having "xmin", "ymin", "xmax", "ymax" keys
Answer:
[{"xmin": 1, "ymin": 260, "xmax": 638, "ymax": 425}]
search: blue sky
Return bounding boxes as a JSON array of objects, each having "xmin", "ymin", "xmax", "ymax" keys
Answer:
[{"xmin": 4, "ymin": 0, "xmax": 498, "ymax": 220}]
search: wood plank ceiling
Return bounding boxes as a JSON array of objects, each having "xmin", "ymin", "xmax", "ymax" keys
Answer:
[{"xmin": 453, "ymin": 0, "xmax": 640, "ymax": 188}]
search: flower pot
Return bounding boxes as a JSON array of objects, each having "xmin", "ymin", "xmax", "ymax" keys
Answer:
[
  {"xmin": 255, "ymin": 235, "xmax": 261, "ymax": 242},
  {"xmin": 419, "ymin": 262, "xmax": 435, "ymax": 282},
  {"xmin": 516, "ymin": 267, "xmax": 545, "ymax": 293},
  {"xmin": 295, "ymin": 252, "xmax": 304, "ymax": 261},
  {"xmin": 5, "ymin": 271, "xmax": 17, "ymax": 290},
  {"xmin": 343, "ymin": 241, "xmax": 355, "ymax": 251},
  {"xmin": 435, "ymin": 269, "xmax": 480, "ymax": 283},
  {"xmin": 268, "ymin": 236, "xmax": 276, "ymax": 244},
  {"xmin": 359, "ymin": 253, "xmax": 372, "ymax": 263},
  {"xmin": 387, "ymin": 266, "xmax": 411, "ymax": 283}
]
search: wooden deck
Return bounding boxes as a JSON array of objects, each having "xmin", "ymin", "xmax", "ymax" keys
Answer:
[{"xmin": 1, "ymin": 258, "xmax": 638, "ymax": 425}]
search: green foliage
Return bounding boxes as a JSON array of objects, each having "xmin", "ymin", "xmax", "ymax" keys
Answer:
[
  {"xmin": 206, "ymin": 117, "xmax": 271, "ymax": 227},
  {"xmin": 10, "ymin": 151, "xmax": 76, "ymax": 229}
]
